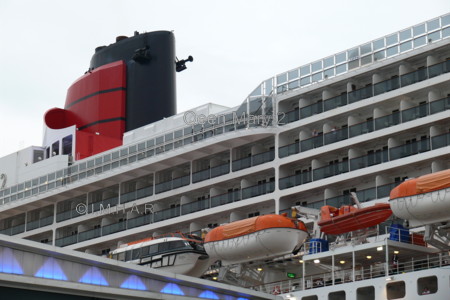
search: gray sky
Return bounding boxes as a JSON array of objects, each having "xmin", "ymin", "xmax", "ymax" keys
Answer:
[{"xmin": 0, "ymin": 0, "xmax": 448, "ymax": 158}]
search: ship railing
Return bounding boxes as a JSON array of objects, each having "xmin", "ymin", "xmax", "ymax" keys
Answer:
[{"xmin": 254, "ymin": 251, "xmax": 450, "ymax": 294}]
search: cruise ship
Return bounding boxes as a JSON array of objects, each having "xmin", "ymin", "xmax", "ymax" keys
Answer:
[{"xmin": 1, "ymin": 13, "xmax": 450, "ymax": 300}]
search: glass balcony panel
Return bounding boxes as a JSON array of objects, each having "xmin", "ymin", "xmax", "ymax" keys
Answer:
[
  {"xmin": 283, "ymin": 109, "xmax": 299, "ymax": 124},
  {"xmin": 430, "ymin": 97, "xmax": 450, "ymax": 114},
  {"xmin": 431, "ymin": 132, "xmax": 450, "ymax": 149},
  {"xmin": 400, "ymin": 68, "xmax": 427, "ymax": 87},
  {"xmin": 242, "ymin": 182, "xmax": 275, "ymax": 200},
  {"xmin": 300, "ymin": 135, "xmax": 323, "ymax": 152},
  {"xmin": 252, "ymin": 149, "xmax": 275, "ymax": 166},
  {"xmin": 232, "ymin": 156, "xmax": 252, "ymax": 171},
  {"xmin": 127, "ymin": 214, "xmax": 152, "ymax": 229},
  {"xmin": 374, "ymin": 77, "xmax": 400, "ymax": 96},
  {"xmin": 40, "ymin": 215, "xmax": 53, "ymax": 227},
  {"xmin": 211, "ymin": 190, "xmax": 241, "ymax": 207},
  {"xmin": 136, "ymin": 186, "xmax": 153, "ymax": 199},
  {"xmin": 279, "ymin": 142, "xmax": 300, "ymax": 158},
  {"xmin": 374, "ymin": 111, "xmax": 400, "ymax": 130},
  {"xmin": 324, "ymin": 94, "xmax": 347, "ymax": 111},
  {"xmin": 349, "ymin": 120, "xmax": 374, "ymax": 137},
  {"xmin": 56, "ymin": 235, "xmax": 77, "ymax": 247},
  {"xmin": 401, "ymin": 103, "xmax": 429, "ymax": 122},
  {"xmin": 326, "ymin": 194, "xmax": 351, "ymax": 207},
  {"xmin": 350, "ymin": 149, "xmax": 389, "ymax": 171},
  {"xmin": 181, "ymin": 198, "xmax": 210, "ymax": 215},
  {"xmin": 78, "ymin": 228, "xmax": 101, "ymax": 242},
  {"xmin": 172, "ymin": 175, "xmax": 190, "ymax": 189},
  {"xmin": 389, "ymin": 139, "xmax": 430, "ymax": 160},
  {"xmin": 192, "ymin": 169, "xmax": 210, "ymax": 183},
  {"xmin": 300, "ymin": 102, "xmax": 323, "ymax": 119},
  {"xmin": 324, "ymin": 128, "xmax": 348, "ymax": 145},
  {"xmin": 27, "ymin": 220, "xmax": 39, "ymax": 231},
  {"xmin": 428, "ymin": 60, "xmax": 450, "ymax": 78},
  {"xmin": 348, "ymin": 85, "xmax": 373, "ymax": 104},
  {"xmin": 313, "ymin": 161, "xmax": 349, "ymax": 181},
  {"xmin": 356, "ymin": 187, "xmax": 376, "ymax": 203},
  {"xmin": 377, "ymin": 182, "xmax": 401, "ymax": 198},
  {"xmin": 155, "ymin": 180, "xmax": 172, "ymax": 194},
  {"xmin": 102, "ymin": 221, "xmax": 126, "ymax": 236},
  {"xmin": 120, "ymin": 191, "xmax": 137, "ymax": 204},
  {"xmin": 210, "ymin": 163, "xmax": 228, "ymax": 178}
]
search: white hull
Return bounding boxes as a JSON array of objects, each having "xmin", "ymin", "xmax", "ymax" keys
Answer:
[
  {"xmin": 204, "ymin": 228, "xmax": 308, "ymax": 265},
  {"xmin": 141, "ymin": 252, "xmax": 210, "ymax": 277},
  {"xmin": 390, "ymin": 187, "xmax": 450, "ymax": 227}
]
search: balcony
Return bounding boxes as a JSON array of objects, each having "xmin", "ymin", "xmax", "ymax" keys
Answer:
[
  {"xmin": 279, "ymin": 171, "xmax": 312, "ymax": 190},
  {"xmin": 181, "ymin": 198, "xmax": 210, "ymax": 215},
  {"xmin": 348, "ymin": 85, "xmax": 372, "ymax": 104},
  {"xmin": 349, "ymin": 120, "xmax": 374, "ymax": 138},
  {"xmin": 279, "ymin": 142, "xmax": 300, "ymax": 158},
  {"xmin": 350, "ymin": 149, "xmax": 389, "ymax": 171},
  {"xmin": 389, "ymin": 139, "xmax": 430, "ymax": 160},
  {"xmin": 232, "ymin": 149, "xmax": 275, "ymax": 172},
  {"xmin": 313, "ymin": 161, "xmax": 349, "ymax": 181},
  {"xmin": 120, "ymin": 186, "xmax": 153, "ymax": 204},
  {"xmin": 242, "ymin": 181, "xmax": 275, "ymax": 200},
  {"xmin": 300, "ymin": 101, "xmax": 323, "ymax": 119},
  {"xmin": 155, "ymin": 175, "xmax": 189, "ymax": 194},
  {"xmin": 300, "ymin": 135, "xmax": 323, "ymax": 152},
  {"xmin": 26, "ymin": 215, "xmax": 53, "ymax": 232},
  {"xmin": 324, "ymin": 94, "xmax": 347, "ymax": 111},
  {"xmin": 192, "ymin": 162, "xmax": 230, "ymax": 184},
  {"xmin": 324, "ymin": 128, "xmax": 348, "ymax": 145},
  {"xmin": 211, "ymin": 190, "xmax": 241, "ymax": 207}
]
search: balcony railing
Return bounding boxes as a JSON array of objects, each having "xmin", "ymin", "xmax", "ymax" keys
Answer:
[
  {"xmin": 279, "ymin": 142, "xmax": 300, "ymax": 158},
  {"xmin": 280, "ymin": 59, "xmax": 449, "ymax": 124},
  {"xmin": 192, "ymin": 162, "xmax": 230, "ymax": 183},
  {"xmin": 280, "ymin": 132, "xmax": 450, "ymax": 191},
  {"xmin": 232, "ymin": 149, "xmax": 275, "ymax": 171}
]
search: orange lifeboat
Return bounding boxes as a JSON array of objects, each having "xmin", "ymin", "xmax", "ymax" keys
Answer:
[
  {"xmin": 390, "ymin": 169, "xmax": 450, "ymax": 227},
  {"xmin": 318, "ymin": 203, "xmax": 392, "ymax": 235},
  {"xmin": 204, "ymin": 214, "xmax": 308, "ymax": 265}
]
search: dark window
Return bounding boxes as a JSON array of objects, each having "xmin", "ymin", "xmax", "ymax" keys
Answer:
[
  {"xmin": 132, "ymin": 248, "xmax": 140, "ymax": 260},
  {"xmin": 141, "ymin": 246, "xmax": 150, "ymax": 257},
  {"xmin": 158, "ymin": 242, "xmax": 169, "ymax": 253},
  {"xmin": 62, "ymin": 135, "xmax": 73, "ymax": 155},
  {"xmin": 417, "ymin": 276, "xmax": 437, "ymax": 295},
  {"xmin": 149, "ymin": 244, "xmax": 158, "ymax": 255},
  {"xmin": 125, "ymin": 250, "xmax": 132, "ymax": 261},
  {"xmin": 387, "ymin": 281, "xmax": 405, "ymax": 299},
  {"xmin": 52, "ymin": 141, "xmax": 59, "ymax": 156}
]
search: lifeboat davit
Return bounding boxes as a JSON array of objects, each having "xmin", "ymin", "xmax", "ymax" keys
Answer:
[
  {"xmin": 318, "ymin": 203, "xmax": 392, "ymax": 235},
  {"xmin": 389, "ymin": 169, "xmax": 450, "ymax": 227},
  {"xmin": 204, "ymin": 214, "xmax": 308, "ymax": 265}
]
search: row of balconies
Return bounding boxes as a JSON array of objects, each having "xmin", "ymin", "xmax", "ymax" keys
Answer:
[
  {"xmin": 279, "ymin": 131, "xmax": 450, "ymax": 190},
  {"xmin": 279, "ymin": 96, "xmax": 449, "ymax": 158},
  {"xmin": 53, "ymin": 180, "xmax": 276, "ymax": 247},
  {"xmin": 279, "ymin": 57, "xmax": 449, "ymax": 124}
]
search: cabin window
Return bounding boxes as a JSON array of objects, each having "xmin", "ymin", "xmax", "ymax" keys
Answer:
[
  {"xmin": 159, "ymin": 242, "xmax": 170, "ymax": 253},
  {"xmin": 386, "ymin": 281, "xmax": 405, "ymax": 299},
  {"xmin": 118, "ymin": 252, "xmax": 125, "ymax": 261},
  {"xmin": 52, "ymin": 141, "xmax": 59, "ymax": 156},
  {"xmin": 357, "ymin": 286, "xmax": 375, "ymax": 300},
  {"xmin": 302, "ymin": 296, "xmax": 318, "ymax": 300},
  {"xmin": 132, "ymin": 248, "xmax": 141, "ymax": 260},
  {"xmin": 62, "ymin": 135, "xmax": 73, "ymax": 155},
  {"xmin": 169, "ymin": 241, "xmax": 188, "ymax": 250},
  {"xmin": 125, "ymin": 250, "xmax": 132, "ymax": 261},
  {"xmin": 329, "ymin": 290, "xmax": 345, "ymax": 300},
  {"xmin": 141, "ymin": 246, "xmax": 150, "ymax": 257},
  {"xmin": 417, "ymin": 276, "xmax": 437, "ymax": 295},
  {"xmin": 149, "ymin": 244, "xmax": 158, "ymax": 255}
]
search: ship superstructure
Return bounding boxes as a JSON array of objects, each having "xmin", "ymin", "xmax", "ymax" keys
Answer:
[{"xmin": 0, "ymin": 13, "xmax": 450, "ymax": 300}]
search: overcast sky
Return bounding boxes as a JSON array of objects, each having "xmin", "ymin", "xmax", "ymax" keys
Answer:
[{"xmin": 0, "ymin": 0, "xmax": 448, "ymax": 158}]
